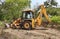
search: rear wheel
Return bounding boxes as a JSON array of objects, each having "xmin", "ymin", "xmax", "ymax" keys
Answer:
[{"xmin": 23, "ymin": 21, "xmax": 32, "ymax": 30}]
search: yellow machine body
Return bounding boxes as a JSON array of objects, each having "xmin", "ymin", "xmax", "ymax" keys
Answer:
[{"xmin": 10, "ymin": 5, "xmax": 51, "ymax": 29}]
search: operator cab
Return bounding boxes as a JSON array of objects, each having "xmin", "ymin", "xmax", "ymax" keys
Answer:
[{"xmin": 22, "ymin": 9, "xmax": 34, "ymax": 19}]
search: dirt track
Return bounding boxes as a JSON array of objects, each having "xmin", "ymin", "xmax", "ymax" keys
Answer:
[{"xmin": 3, "ymin": 27, "xmax": 60, "ymax": 39}]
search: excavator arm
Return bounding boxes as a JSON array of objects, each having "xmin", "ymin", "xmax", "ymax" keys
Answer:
[
  {"xmin": 35, "ymin": 5, "xmax": 51, "ymax": 26},
  {"xmin": 40, "ymin": 5, "xmax": 51, "ymax": 22}
]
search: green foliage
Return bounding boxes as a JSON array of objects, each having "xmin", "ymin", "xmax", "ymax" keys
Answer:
[
  {"xmin": 46, "ymin": 7, "xmax": 60, "ymax": 24},
  {"xmin": 47, "ymin": 8, "xmax": 58, "ymax": 16},
  {"xmin": 44, "ymin": 0, "xmax": 58, "ymax": 7},
  {"xmin": 0, "ymin": 21, "xmax": 4, "ymax": 26},
  {"xmin": 47, "ymin": 8, "xmax": 60, "ymax": 16},
  {"xmin": 51, "ymin": 0, "xmax": 58, "ymax": 6},
  {"xmin": 0, "ymin": 0, "xmax": 30, "ymax": 21},
  {"xmin": 51, "ymin": 16, "xmax": 60, "ymax": 24}
]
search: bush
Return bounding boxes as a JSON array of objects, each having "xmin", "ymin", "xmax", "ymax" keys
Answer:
[
  {"xmin": 47, "ymin": 8, "xmax": 58, "ymax": 16},
  {"xmin": 51, "ymin": 16, "xmax": 60, "ymax": 24}
]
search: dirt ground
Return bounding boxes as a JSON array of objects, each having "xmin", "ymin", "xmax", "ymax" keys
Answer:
[{"xmin": 0, "ymin": 27, "xmax": 59, "ymax": 39}]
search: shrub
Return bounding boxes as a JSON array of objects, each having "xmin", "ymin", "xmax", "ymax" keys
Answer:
[
  {"xmin": 47, "ymin": 8, "xmax": 58, "ymax": 16},
  {"xmin": 51, "ymin": 16, "xmax": 60, "ymax": 24}
]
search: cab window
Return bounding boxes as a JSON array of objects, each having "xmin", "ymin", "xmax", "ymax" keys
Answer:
[{"xmin": 23, "ymin": 11, "xmax": 33, "ymax": 19}]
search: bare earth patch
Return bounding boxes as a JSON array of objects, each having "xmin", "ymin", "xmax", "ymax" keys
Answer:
[{"xmin": 1, "ymin": 27, "xmax": 60, "ymax": 39}]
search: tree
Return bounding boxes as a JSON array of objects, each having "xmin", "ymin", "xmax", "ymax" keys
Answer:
[
  {"xmin": 44, "ymin": 0, "xmax": 58, "ymax": 7},
  {"xmin": 51, "ymin": 0, "xmax": 58, "ymax": 7},
  {"xmin": 44, "ymin": 1, "xmax": 49, "ymax": 7},
  {"xmin": 0, "ymin": 0, "xmax": 30, "ymax": 21}
]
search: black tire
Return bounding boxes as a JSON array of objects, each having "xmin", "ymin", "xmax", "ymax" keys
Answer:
[{"xmin": 23, "ymin": 21, "xmax": 32, "ymax": 30}]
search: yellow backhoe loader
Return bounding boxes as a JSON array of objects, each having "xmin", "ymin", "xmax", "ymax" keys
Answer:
[{"xmin": 6, "ymin": 5, "xmax": 51, "ymax": 29}]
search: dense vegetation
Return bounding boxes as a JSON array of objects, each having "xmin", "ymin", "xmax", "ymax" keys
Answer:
[
  {"xmin": 46, "ymin": 8, "xmax": 60, "ymax": 24},
  {"xmin": 51, "ymin": 16, "xmax": 60, "ymax": 24},
  {"xmin": 44, "ymin": 0, "xmax": 60, "ymax": 24},
  {"xmin": 0, "ymin": 0, "xmax": 30, "ymax": 22},
  {"xmin": 47, "ymin": 8, "xmax": 60, "ymax": 16}
]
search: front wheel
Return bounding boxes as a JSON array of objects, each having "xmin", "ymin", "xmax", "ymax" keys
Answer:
[{"xmin": 23, "ymin": 21, "xmax": 32, "ymax": 30}]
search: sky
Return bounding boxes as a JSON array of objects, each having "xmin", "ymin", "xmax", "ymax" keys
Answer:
[
  {"xmin": 0, "ymin": 0, "xmax": 5, "ymax": 2},
  {"xmin": 31, "ymin": 0, "xmax": 60, "ymax": 9},
  {"xmin": 0, "ymin": 0, "xmax": 60, "ymax": 9}
]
